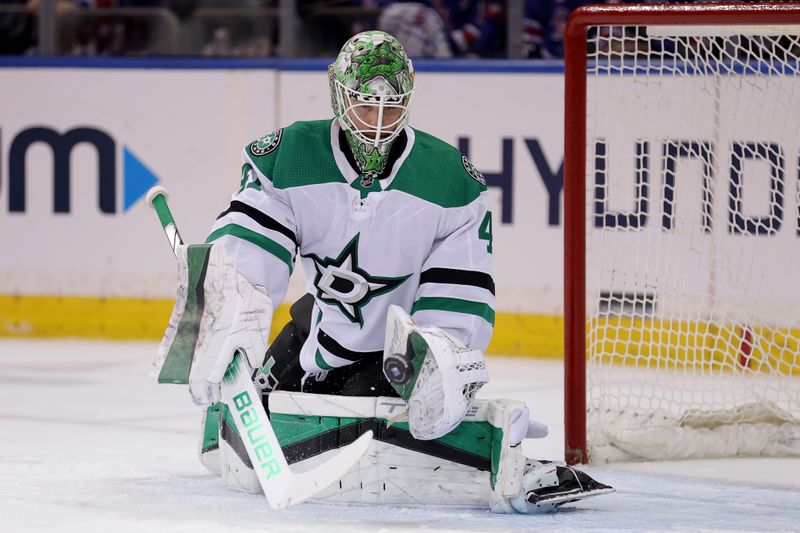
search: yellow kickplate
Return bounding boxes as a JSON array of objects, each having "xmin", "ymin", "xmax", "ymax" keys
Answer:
[{"xmin": 0, "ymin": 295, "xmax": 562, "ymax": 357}]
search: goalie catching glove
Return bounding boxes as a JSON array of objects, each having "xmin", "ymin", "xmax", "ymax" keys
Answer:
[
  {"xmin": 152, "ymin": 243, "xmax": 273, "ymax": 406},
  {"xmin": 382, "ymin": 305, "xmax": 489, "ymax": 440}
]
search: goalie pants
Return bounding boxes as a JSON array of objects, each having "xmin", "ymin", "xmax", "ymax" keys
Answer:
[{"xmin": 265, "ymin": 293, "xmax": 399, "ymax": 398}]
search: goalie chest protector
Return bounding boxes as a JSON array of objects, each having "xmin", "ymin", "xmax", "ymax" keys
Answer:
[{"xmin": 218, "ymin": 119, "xmax": 495, "ymax": 374}]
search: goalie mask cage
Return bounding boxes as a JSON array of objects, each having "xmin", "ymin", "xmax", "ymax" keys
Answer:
[{"xmin": 564, "ymin": 2, "xmax": 800, "ymax": 465}]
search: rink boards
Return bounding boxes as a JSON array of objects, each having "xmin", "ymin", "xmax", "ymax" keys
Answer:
[
  {"xmin": 0, "ymin": 59, "xmax": 566, "ymax": 356},
  {"xmin": 1, "ymin": 58, "xmax": 798, "ymax": 359}
]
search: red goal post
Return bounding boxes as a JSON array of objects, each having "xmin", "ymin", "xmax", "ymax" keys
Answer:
[{"xmin": 564, "ymin": 2, "xmax": 800, "ymax": 465}]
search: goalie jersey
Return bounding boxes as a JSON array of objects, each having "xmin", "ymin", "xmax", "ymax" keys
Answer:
[{"xmin": 209, "ymin": 119, "xmax": 495, "ymax": 373}]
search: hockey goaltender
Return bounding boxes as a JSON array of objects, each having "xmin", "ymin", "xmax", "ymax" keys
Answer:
[{"xmin": 151, "ymin": 30, "xmax": 614, "ymax": 514}]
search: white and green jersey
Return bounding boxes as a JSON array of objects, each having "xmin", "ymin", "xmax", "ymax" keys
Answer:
[{"xmin": 209, "ymin": 119, "xmax": 494, "ymax": 374}]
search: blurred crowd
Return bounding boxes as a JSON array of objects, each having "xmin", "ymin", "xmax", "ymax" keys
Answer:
[
  {"xmin": 0, "ymin": 0, "xmax": 612, "ymax": 58},
  {"xmin": 0, "ymin": 0, "xmax": 761, "ymax": 59}
]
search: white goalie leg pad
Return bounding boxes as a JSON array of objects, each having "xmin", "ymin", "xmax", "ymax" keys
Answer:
[
  {"xmin": 267, "ymin": 392, "xmax": 539, "ymax": 509},
  {"xmin": 218, "ymin": 437, "xmax": 261, "ymax": 494},
  {"xmin": 384, "ymin": 305, "xmax": 489, "ymax": 440},
  {"xmin": 270, "ymin": 392, "xmax": 488, "ymax": 507},
  {"xmin": 486, "ymin": 400, "xmax": 532, "ymax": 513},
  {"xmin": 199, "ymin": 446, "xmax": 221, "ymax": 476},
  {"xmin": 198, "ymin": 403, "xmax": 262, "ymax": 494},
  {"xmin": 315, "ymin": 442, "xmax": 491, "ymax": 507}
]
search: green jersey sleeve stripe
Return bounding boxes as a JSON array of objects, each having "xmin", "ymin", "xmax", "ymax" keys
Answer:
[
  {"xmin": 206, "ymin": 224, "xmax": 294, "ymax": 274},
  {"xmin": 411, "ymin": 296, "xmax": 495, "ymax": 325}
]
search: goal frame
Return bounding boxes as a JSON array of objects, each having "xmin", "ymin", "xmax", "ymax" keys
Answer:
[{"xmin": 563, "ymin": 1, "xmax": 800, "ymax": 465}]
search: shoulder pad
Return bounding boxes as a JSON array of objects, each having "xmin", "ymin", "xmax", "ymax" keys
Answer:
[{"xmin": 389, "ymin": 129, "xmax": 487, "ymax": 207}]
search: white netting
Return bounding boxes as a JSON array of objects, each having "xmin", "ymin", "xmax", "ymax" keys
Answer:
[{"xmin": 584, "ymin": 22, "xmax": 800, "ymax": 461}]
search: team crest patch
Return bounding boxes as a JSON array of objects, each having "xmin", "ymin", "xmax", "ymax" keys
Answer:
[
  {"xmin": 250, "ymin": 129, "xmax": 282, "ymax": 156},
  {"xmin": 462, "ymin": 155, "xmax": 486, "ymax": 185}
]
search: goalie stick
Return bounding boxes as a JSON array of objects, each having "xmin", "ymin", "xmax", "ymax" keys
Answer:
[{"xmin": 145, "ymin": 185, "xmax": 373, "ymax": 509}]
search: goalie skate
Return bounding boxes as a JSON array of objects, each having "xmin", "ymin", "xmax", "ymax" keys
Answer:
[{"xmin": 513, "ymin": 461, "xmax": 614, "ymax": 512}]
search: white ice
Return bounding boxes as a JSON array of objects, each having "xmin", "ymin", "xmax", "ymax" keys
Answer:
[{"xmin": 2, "ymin": 339, "xmax": 799, "ymax": 533}]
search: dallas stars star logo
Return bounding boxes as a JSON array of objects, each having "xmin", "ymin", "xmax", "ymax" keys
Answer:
[
  {"xmin": 362, "ymin": 147, "xmax": 384, "ymax": 171},
  {"xmin": 304, "ymin": 234, "xmax": 409, "ymax": 327}
]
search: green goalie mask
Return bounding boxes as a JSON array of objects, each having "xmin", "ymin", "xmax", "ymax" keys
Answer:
[{"xmin": 329, "ymin": 31, "xmax": 415, "ymax": 176}]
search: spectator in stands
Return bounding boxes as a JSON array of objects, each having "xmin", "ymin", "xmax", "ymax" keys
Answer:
[
  {"xmin": 434, "ymin": 0, "xmax": 510, "ymax": 58},
  {"xmin": 5, "ymin": 0, "xmax": 697, "ymax": 59},
  {"xmin": 378, "ymin": 1, "xmax": 452, "ymax": 57},
  {"xmin": 0, "ymin": 0, "xmax": 36, "ymax": 55},
  {"xmin": 376, "ymin": 0, "xmax": 507, "ymax": 58},
  {"xmin": 522, "ymin": 0, "xmax": 596, "ymax": 59}
]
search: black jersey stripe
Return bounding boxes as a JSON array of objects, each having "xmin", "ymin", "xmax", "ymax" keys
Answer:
[
  {"xmin": 217, "ymin": 200, "xmax": 298, "ymax": 248},
  {"xmin": 419, "ymin": 267, "xmax": 495, "ymax": 295},
  {"xmin": 317, "ymin": 329, "xmax": 382, "ymax": 362}
]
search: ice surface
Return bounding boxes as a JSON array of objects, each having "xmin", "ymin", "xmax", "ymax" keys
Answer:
[{"xmin": 1, "ymin": 339, "xmax": 799, "ymax": 532}]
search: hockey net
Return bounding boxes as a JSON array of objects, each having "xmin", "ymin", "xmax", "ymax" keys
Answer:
[{"xmin": 564, "ymin": 3, "xmax": 800, "ymax": 464}]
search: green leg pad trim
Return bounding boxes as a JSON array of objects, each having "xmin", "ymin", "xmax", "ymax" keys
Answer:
[
  {"xmin": 490, "ymin": 426, "xmax": 503, "ymax": 489},
  {"xmin": 201, "ymin": 403, "xmax": 222, "ymax": 454},
  {"xmin": 270, "ymin": 412, "xmax": 498, "ymax": 472}
]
